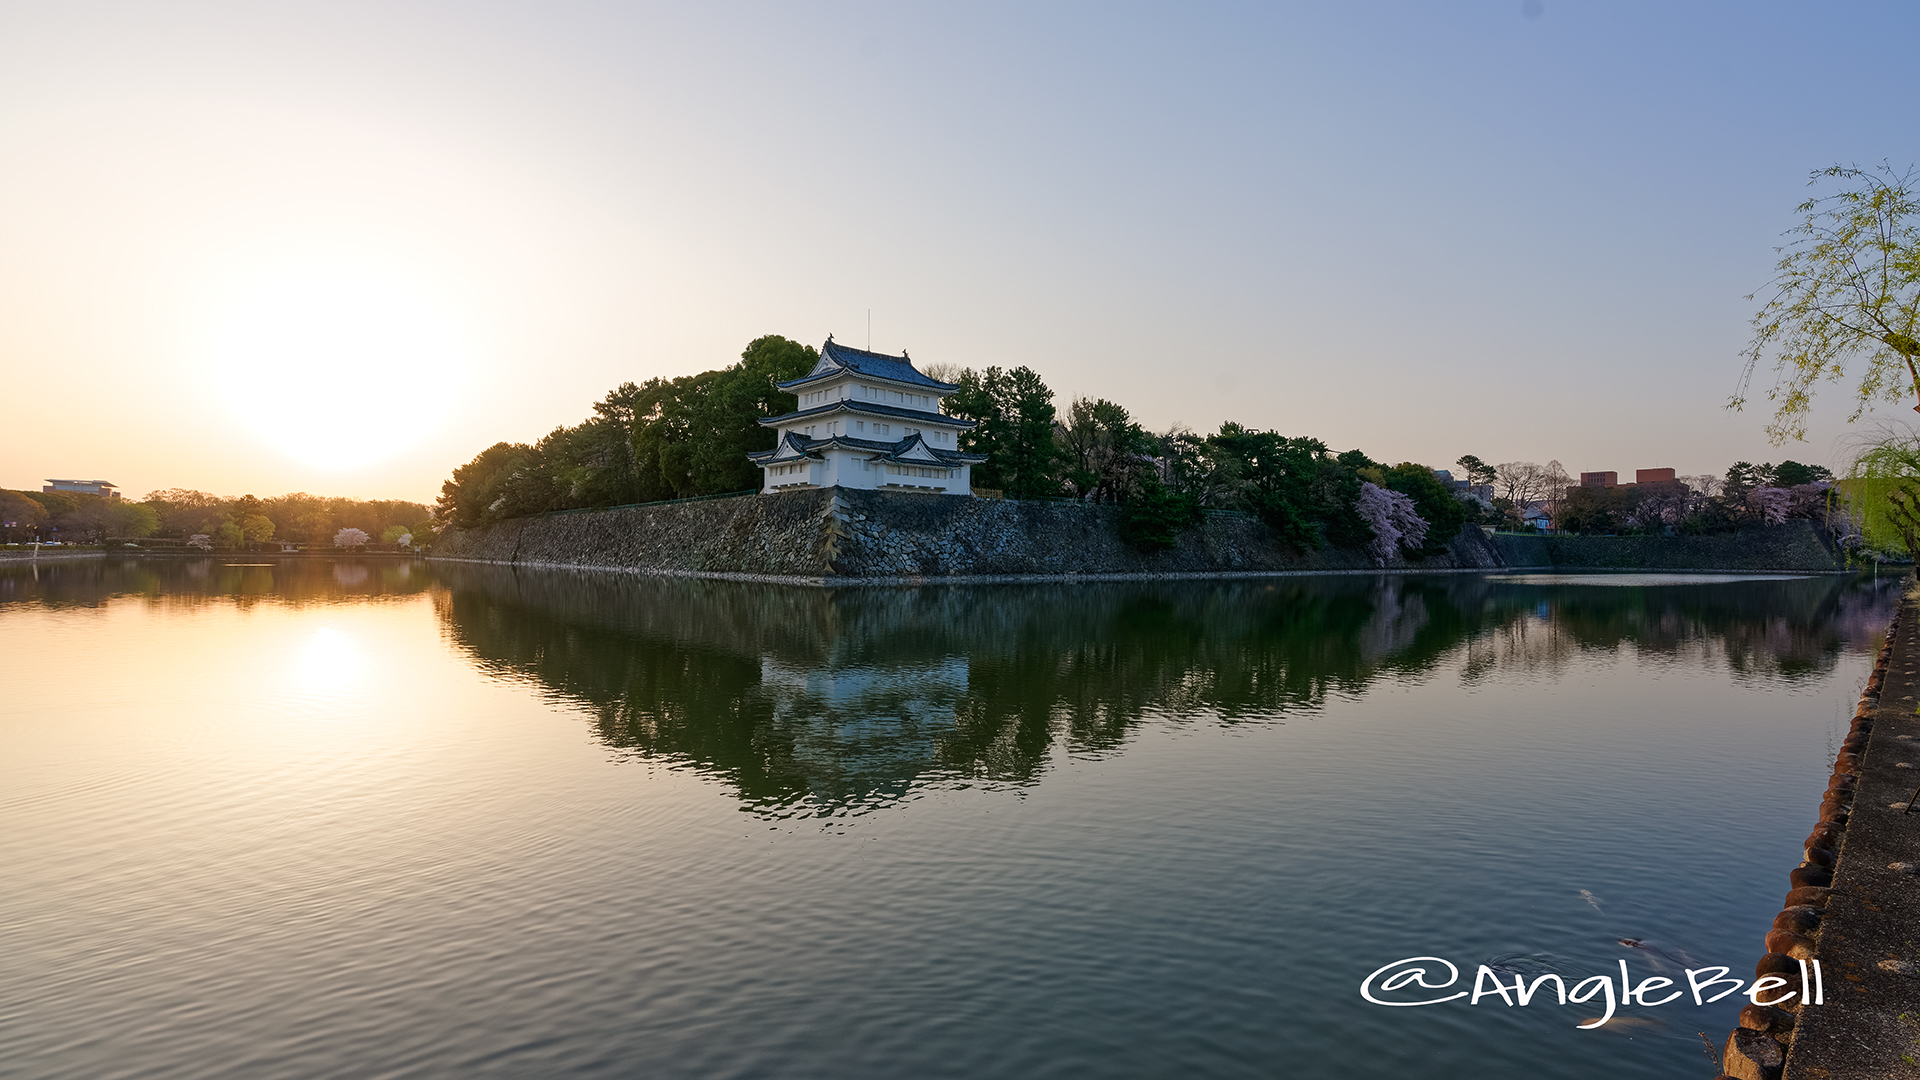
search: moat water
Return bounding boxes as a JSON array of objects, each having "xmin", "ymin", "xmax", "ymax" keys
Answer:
[{"xmin": 0, "ymin": 560, "xmax": 1898, "ymax": 1079}]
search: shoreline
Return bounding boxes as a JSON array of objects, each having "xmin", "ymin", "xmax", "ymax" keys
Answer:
[
  {"xmin": 0, "ymin": 550, "xmax": 115, "ymax": 564},
  {"xmin": 0, "ymin": 547, "xmax": 1861, "ymax": 585},
  {"xmin": 422, "ymin": 554, "xmax": 1848, "ymax": 587},
  {"xmin": 426, "ymin": 488, "xmax": 1853, "ymax": 580},
  {"xmin": 0, "ymin": 550, "xmax": 423, "ymax": 562},
  {"xmin": 1717, "ymin": 583, "xmax": 1917, "ymax": 1079}
]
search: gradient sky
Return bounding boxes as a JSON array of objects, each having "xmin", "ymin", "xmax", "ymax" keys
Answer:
[{"xmin": 3, "ymin": 1, "xmax": 1917, "ymax": 503}]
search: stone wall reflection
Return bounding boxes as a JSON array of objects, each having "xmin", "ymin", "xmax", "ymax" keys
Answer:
[{"xmin": 432, "ymin": 567, "xmax": 1902, "ymax": 817}]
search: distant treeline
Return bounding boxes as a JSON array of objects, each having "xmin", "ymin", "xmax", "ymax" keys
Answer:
[
  {"xmin": 0, "ymin": 488, "xmax": 431, "ymax": 549},
  {"xmin": 1557, "ymin": 460, "xmax": 1837, "ymax": 535},
  {"xmin": 1478, "ymin": 458, "xmax": 1841, "ymax": 536},
  {"xmin": 434, "ymin": 334, "xmax": 1476, "ymax": 555}
]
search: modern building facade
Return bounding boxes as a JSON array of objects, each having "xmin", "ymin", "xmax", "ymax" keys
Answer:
[
  {"xmin": 747, "ymin": 338, "xmax": 987, "ymax": 495},
  {"xmin": 43, "ymin": 479, "xmax": 120, "ymax": 498},
  {"xmin": 1578, "ymin": 468, "xmax": 1680, "ymax": 491}
]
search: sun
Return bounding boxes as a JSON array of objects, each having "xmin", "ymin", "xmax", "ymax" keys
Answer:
[{"xmin": 204, "ymin": 258, "xmax": 472, "ymax": 470}]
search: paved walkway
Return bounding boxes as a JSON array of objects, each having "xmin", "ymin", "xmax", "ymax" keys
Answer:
[{"xmin": 1785, "ymin": 593, "xmax": 1920, "ymax": 1078}]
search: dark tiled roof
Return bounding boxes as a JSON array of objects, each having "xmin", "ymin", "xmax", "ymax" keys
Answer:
[
  {"xmin": 777, "ymin": 337, "xmax": 960, "ymax": 392},
  {"xmin": 758, "ymin": 398, "xmax": 977, "ymax": 429},
  {"xmin": 746, "ymin": 430, "xmax": 986, "ymax": 466},
  {"xmin": 744, "ymin": 431, "xmax": 827, "ymax": 463},
  {"xmin": 880, "ymin": 431, "xmax": 988, "ymax": 465}
]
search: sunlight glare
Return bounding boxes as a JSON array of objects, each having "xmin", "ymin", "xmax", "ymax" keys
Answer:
[
  {"xmin": 205, "ymin": 257, "xmax": 473, "ymax": 470},
  {"xmin": 293, "ymin": 626, "xmax": 367, "ymax": 694}
]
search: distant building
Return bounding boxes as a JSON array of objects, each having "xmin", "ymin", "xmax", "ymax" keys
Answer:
[
  {"xmin": 1433, "ymin": 469, "xmax": 1493, "ymax": 506},
  {"xmin": 747, "ymin": 338, "xmax": 988, "ymax": 496},
  {"xmin": 43, "ymin": 479, "xmax": 120, "ymax": 498},
  {"xmin": 1577, "ymin": 468, "xmax": 1680, "ymax": 491},
  {"xmin": 1635, "ymin": 468, "xmax": 1685, "ymax": 493}
]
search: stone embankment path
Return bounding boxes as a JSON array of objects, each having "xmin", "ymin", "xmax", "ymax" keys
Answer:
[{"xmin": 1720, "ymin": 587, "xmax": 1920, "ymax": 1079}]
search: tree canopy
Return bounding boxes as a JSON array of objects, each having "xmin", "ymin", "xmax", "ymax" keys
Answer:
[
  {"xmin": 1735, "ymin": 163, "xmax": 1920, "ymax": 443},
  {"xmin": 8, "ymin": 490, "xmax": 158, "ymax": 543},
  {"xmin": 946, "ymin": 366, "xmax": 1061, "ymax": 499},
  {"xmin": 436, "ymin": 336, "xmax": 817, "ymax": 528},
  {"xmin": 1847, "ymin": 431, "xmax": 1920, "ymax": 559},
  {"xmin": 134, "ymin": 489, "xmax": 427, "ymax": 548}
]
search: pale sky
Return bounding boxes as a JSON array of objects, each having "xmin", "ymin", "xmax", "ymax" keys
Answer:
[{"xmin": 3, "ymin": 1, "xmax": 1916, "ymax": 503}]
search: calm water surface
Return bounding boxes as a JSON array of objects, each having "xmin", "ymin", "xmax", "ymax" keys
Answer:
[{"xmin": 0, "ymin": 560, "xmax": 1898, "ymax": 1079}]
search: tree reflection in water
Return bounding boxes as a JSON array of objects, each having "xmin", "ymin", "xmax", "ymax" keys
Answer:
[
  {"xmin": 0, "ymin": 555, "xmax": 430, "ymax": 610},
  {"xmin": 431, "ymin": 567, "xmax": 1901, "ymax": 818}
]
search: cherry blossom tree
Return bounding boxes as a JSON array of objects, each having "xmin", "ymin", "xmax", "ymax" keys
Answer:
[
  {"xmin": 1355, "ymin": 481, "xmax": 1429, "ymax": 566},
  {"xmin": 333, "ymin": 527, "xmax": 371, "ymax": 549},
  {"xmin": 1748, "ymin": 487, "xmax": 1792, "ymax": 526}
]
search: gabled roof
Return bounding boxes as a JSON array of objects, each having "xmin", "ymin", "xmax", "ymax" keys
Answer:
[
  {"xmin": 777, "ymin": 337, "xmax": 960, "ymax": 393},
  {"xmin": 745, "ymin": 431, "xmax": 827, "ymax": 464},
  {"xmin": 746, "ymin": 429, "xmax": 987, "ymax": 466},
  {"xmin": 758, "ymin": 398, "xmax": 977, "ymax": 429},
  {"xmin": 889, "ymin": 433, "xmax": 947, "ymax": 463}
]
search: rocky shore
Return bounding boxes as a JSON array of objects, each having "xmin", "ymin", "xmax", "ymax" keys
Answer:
[{"xmin": 1716, "ymin": 584, "xmax": 1918, "ymax": 1080}]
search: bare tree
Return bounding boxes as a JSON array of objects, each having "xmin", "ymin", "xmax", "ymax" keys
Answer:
[
  {"xmin": 918, "ymin": 361, "xmax": 966, "ymax": 385},
  {"xmin": 1679, "ymin": 475, "xmax": 1722, "ymax": 521},
  {"xmin": 1540, "ymin": 460, "xmax": 1572, "ymax": 529},
  {"xmin": 1493, "ymin": 462, "xmax": 1548, "ymax": 526},
  {"xmin": 1681, "ymin": 474, "xmax": 1722, "ymax": 499},
  {"xmin": 1626, "ymin": 485, "xmax": 1686, "ymax": 530}
]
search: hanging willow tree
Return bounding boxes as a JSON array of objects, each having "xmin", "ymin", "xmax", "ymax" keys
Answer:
[
  {"xmin": 1845, "ymin": 431, "xmax": 1920, "ymax": 560},
  {"xmin": 1735, "ymin": 163, "xmax": 1920, "ymax": 444}
]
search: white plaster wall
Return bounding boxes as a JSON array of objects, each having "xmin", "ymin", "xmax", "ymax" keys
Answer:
[{"xmin": 758, "ymin": 455, "xmax": 971, "ymax": 495}]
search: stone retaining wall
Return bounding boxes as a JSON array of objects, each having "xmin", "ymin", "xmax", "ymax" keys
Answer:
[
  {"xmin": 1714, "ymin": 589, "xmax": 1920, "ymax": 1080},
  {"xmin": 429, "ymin": 487, "xmax": 1505, "ymax": 581},
  {"xmin": 0, "ymin": 549, "xmax": 108, "ymax": 563},
  {"xmin": 1490, "ymin": 522, "xmax": 1844, "ymax": 572},
  {"xmin": 1712, "ymin": 591, "xmax": 1917, "ymax": 1080}
]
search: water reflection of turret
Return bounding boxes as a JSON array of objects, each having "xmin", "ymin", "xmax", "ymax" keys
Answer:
[
  {"xmin": 428, "ymin": 566, "xmax": 1901, "ymax": 818},
  {"xmin": 428, "ymin": 570, "xmax": 1512, "ymax": 812},
  {"xmin": 754, "ymin": 654, "xmax": 973, "ymax": 812}
]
